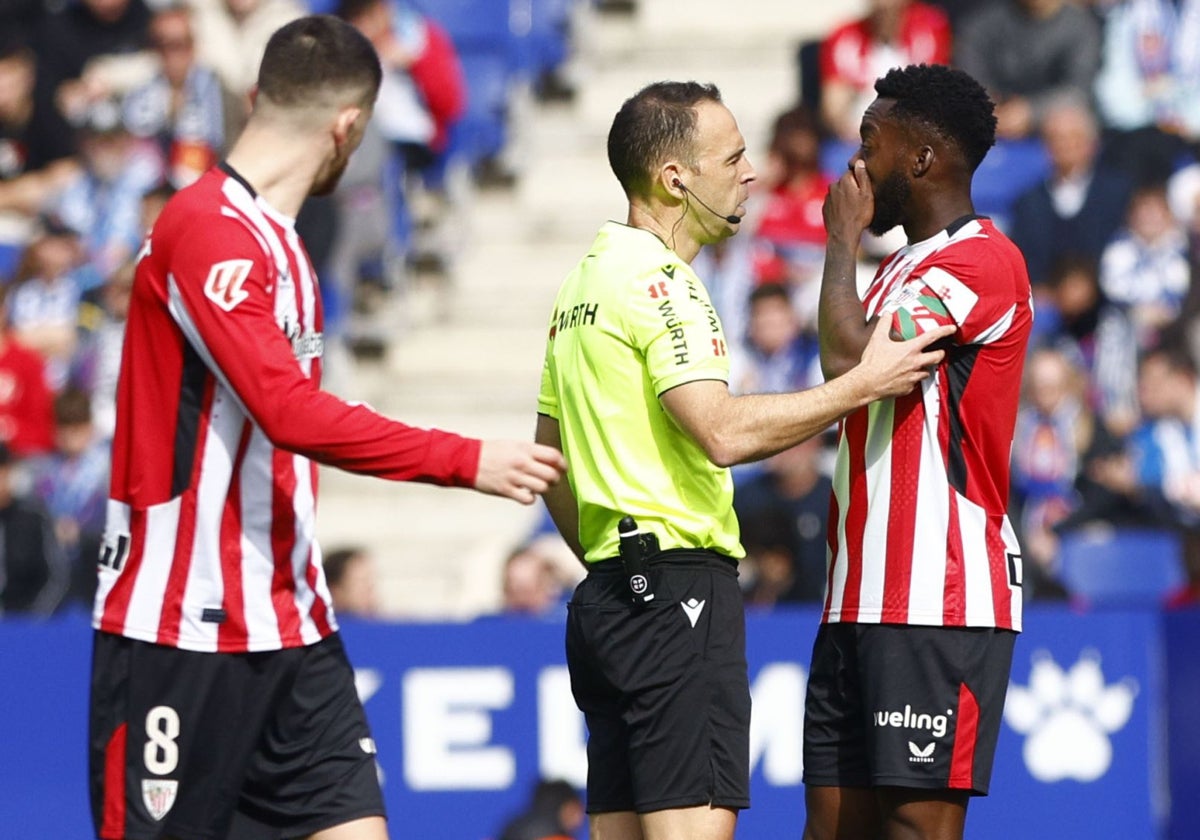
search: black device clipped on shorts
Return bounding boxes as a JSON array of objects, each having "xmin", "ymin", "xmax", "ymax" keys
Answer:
[{"xmin": 618, "ymin": 515, "xmax": 657, "ymax": 605}]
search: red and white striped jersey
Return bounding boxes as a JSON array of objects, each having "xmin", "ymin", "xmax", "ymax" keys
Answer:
[
  {"xmin": 94, "ymin": 164, "xmax": 481, "ymax": 653},
  {"xmin": 824, "ymin": 216, "xmax": 1032, "ymax": 631}
]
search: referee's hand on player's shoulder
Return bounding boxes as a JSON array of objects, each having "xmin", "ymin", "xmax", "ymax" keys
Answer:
[
  {"xmin": 475, "ymin": 439, "xmax": 567, "ymax": 504},
  {"xmin": 859, "ymin": 320, "xmax": 955, "ymax": 400}
]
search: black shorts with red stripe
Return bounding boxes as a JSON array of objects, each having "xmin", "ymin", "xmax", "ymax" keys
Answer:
[
  {"xmin": 88, "ymin": 631, "xmax": 384, "ymax": 840},
  {"xmin": 802, "ymin": 623, "xmax": 1016, "ymax": 795}
]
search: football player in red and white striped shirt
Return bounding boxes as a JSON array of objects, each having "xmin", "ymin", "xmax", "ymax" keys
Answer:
[
  {"xmin": 803, "ymin": 65, "xmax": 1031, "ymax": 840},
  {"xmin": 88, "ymin": 16, "xmax": 565, "ymax": 840}
]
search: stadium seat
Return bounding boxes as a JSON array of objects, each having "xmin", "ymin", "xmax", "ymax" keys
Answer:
[
  {"xmin": 512, "ymin": 0, "xmax": 575, "ymax": 80},
  {"xmin": 969, "ymin": 138, "xmax": 1050, "ymax": 229},
  {"xmin": 415, "ymin": 0, "xmax": 519, "ymax": 169},
  {"xmin": 1057, "ymin": 526, "xmax": 1185, "ymax": 608}
]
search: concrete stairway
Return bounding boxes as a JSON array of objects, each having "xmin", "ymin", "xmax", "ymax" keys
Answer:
[{"xmin": 316, "ymin": 0, "xmax": 865, "ymax": 618}]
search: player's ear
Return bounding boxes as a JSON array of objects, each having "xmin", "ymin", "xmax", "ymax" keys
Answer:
[
  {"xmin": 333, "ymin": 106, "xmax": 360, "ymax": 141},
  {"xmin": 332, "ymin": 105, "xmax": 363, "ymax": 148},
  {"xmin": 913, "ymin": 145, "xmax": 934, "ymax": 178}
]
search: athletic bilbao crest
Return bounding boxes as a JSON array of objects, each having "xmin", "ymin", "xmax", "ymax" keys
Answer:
[
  {"xmin": 203, "ymin": 259, "xmax": 253, "ymax": 311},
  {"xmin": 141, "ymin": 779, "xmax": 178, "ymax": 821}
]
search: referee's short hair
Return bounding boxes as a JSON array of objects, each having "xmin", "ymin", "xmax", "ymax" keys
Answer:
[
  {"xmin": 873, "ymin": 64, "xmax": 997, "ymax": 172},
  {"xmin": 608, "ymin": 81, "xmax": 723, "ymax": 199},
  {"xmin": 256, "ymin": 15, "xmax": 382, "ymax": 109}
]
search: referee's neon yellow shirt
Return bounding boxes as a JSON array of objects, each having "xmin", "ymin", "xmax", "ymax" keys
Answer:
[{"xmin": 538, "ymin": 222, "xmax": 745, "ymax": 563}]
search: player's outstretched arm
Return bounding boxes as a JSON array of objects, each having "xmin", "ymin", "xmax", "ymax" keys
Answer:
[
  {"xmin": 661, "ymin": 321, "xmax": 952, "ymax": 467},
  {"xmin": 474, "ymin": 439, "xmax": 567, "ymax": 505}
]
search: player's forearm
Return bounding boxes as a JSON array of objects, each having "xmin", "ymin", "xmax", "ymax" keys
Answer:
[
  {"xmin": 709, "ymin": 372, "xmax": 872, "ymax": 466},
  {"xmin": 248, "ymin": 376, "xmax": 480, "ymax": 486},
  {"xmin": 534, "ymin": 414, "xmax": 586, "ymax": 563},
  {"xmin": 818, "ymin": 237, "xmax": 872, "ymax": 380}
]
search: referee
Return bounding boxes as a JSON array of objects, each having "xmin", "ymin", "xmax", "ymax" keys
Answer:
[{"xmin": 535, "ymin": 81, "xmax": 953, "ymax": 840}]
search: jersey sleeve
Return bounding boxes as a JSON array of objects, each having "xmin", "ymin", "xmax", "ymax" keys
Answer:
[
  {"xmin": 537, "ymin": 333, "xmax": 559, "ymax": 419},
  {"xmin": 624, "ymin": 265, "xmax": 730, "ymax": 395},
  {"xmin": 884, "ymin": 250, "xmax": 1020, "ymax": 346},
  {"xmin": 165, "ymin": 216, "xmax": 481, "ymax": 486}
]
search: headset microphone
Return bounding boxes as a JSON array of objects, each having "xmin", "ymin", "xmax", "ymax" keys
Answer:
[{"xmin": 674, "ymin": 179, "xmax": 741, "ymax": 224}]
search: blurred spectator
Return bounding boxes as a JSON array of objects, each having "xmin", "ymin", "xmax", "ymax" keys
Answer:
[
  {"xmin": 1131, "ymin": 346, "xmax": 1200, "ymax": 505},
  {"xmin": 733, "ymin": 436, "xmax": 832, "ymax": 606},
  {"xmin": 1171, "ymin": 159, "xmax": 1200, "ymax": 236},
  {"xmin": 1009, "ymin": 96, "xmax": 1133, "ymax": 287},
  {"xmin": 28, "ymin": 386, "xmax": 108, "ymax": 608},
  {"xmin": 0, "ymin": 34, "xmax": 80, "ymax": 278},
  {"xmin": 818, "ymin": 0, "xmax": 952, "ymax": 142},
  {"xmin": 123, "ymin": 4, "xmax": 225, "ymax": 189},
  {"xmin": 1127, "ymin": 345, "xmax": 1200, "ymax": 603},
  {"xmin": 188, "ymin": 0, "xmax": 303, "ymax": 122},
  {"xmin": 324, "ymin": 545, "xmax": 381, "ymax": 619},
  {"xmin": 337, "ymin": 0, "xmax": 434, "ymax": 161},
  {"xmin": 337, "ymin": 0, "xmax": 466, "ymax": 278},
  {"xmin": 138, "ymin": 179, "xmax": 175, "ymax": 234},
  {"xmin": 738, "ymin": 509, "xmax": 805, "ymax": 608},
  {"xmin": 1037, "ymin": 254, "xmax": 1139, "ymax": 435},
  {"xmin": 955, "ymin": 0, "xmax": 1101, "ymax": 140},
  {"xmin": 728, "ymin": 282, "xmax": 820, "ymax": 397},
  {"xmin": 495, "ymin": 778, "xmax": 585, "ymax": 840},
  {"xmin": 34, "ymin": 0, "xmax": 155, "ymax": 127},
  {"xmin": 693, "ymin": 233, "xmax": 758, "ymax": 362},
  {"xmin": 0, "ymin": 0, "xmax": 46, "ymax": 39},
  {"xmin": 500, "ymin": 540, "xmax": 567, "ymax": 618},
  {"xmin": 53, "ymin": 96, "xmax": 162, "ymax": 292},
  {"xmin": 71, "ymin": 257, "xmax": 135, "ymax": 441},
  {"xmin": 0, "ymin": 440, "xmax": 67, "ymax": 616},
  {"xmin": 0, "ymin": 285, "xmax": 55, "ymax": 458},
  {"xmin": 1093, "ymin": 0, "xmax": 1200, "ymax": 185},
  {"xmin": 7, "ymin": 215, "xmax": 84, "ymax": 390},
  {"xmin": 926, "ymin": 0, "xmax": 990, "ymax": 30},
  {"xmin": 1100, "ymin": 182, "xmax": 1191, "ymax": 350},
  {"xmin": 1010, "ymin": 347, "xmax": 1092, "ymax": 597},
  {"xmin": 751, "ymin": 104, "xmax": 830, "ymax": 293}
]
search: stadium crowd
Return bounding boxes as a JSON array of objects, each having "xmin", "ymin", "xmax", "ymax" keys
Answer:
[{"xmin": 2, "ymin": 0, "xmax": 1200, "ymax": 618}]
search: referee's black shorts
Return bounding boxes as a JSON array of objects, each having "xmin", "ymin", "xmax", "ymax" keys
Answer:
[
  {"xmin": 565, "ymin": 550, "xmax": 751, "ymax": 814},
  {"xmin": 89, "ymin": 631, "xmax": 385, "ymax": 840}
]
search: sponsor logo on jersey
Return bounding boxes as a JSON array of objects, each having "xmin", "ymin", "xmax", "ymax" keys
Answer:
[
  {"xmin": 282, "ymin": 317, "xmax": 324, "ymax": 360},
  {"xmin": 681, "ymin": 598, "xmax": 706, "ymax": 628},
  {"xmin": 291, "ymin": 331, "xmax": 324, "ymax": 360},
  {"xmin": 142, "ymin": 779, "xmax": 178, "ymax": 821},
  {"xmin": 553, "ymin": 302, "xmax": 599, "ymax": 335},
  {"xmin": 203, "ymin": 259, "xmax": 253, "ymax": 311},
  {"xmin": 908, "ymin": 741, "xmax": 936, "ymax": 763},
  {"xmin": 873, "ymin": 704, "xmax": 952, "ymax": 739},
  {"xmin": 656, "ymin": 299, "xmax": 688, "ymax": 365}
]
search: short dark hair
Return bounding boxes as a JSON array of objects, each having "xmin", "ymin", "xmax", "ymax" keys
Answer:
[
  {"xmin": 55, "ymin": 386, "xmax": 92, "ymax": 426},
  {"xmin": 873, "ymin": 64, "xmax": 997, "ymax": 171},
  {"xmin": 749, "ymin": 282, "xmax": 791, "ymax": 307},
  {"xmin": 323, "ymin": 546, "xmax": 365, "ymax": 586},
  {"xmin": 769, "ymin": 103, "xmax": 820, "ymax": 154},
  {"xmin": 334, "ymin": 0, "xmax": 379, "ymax": 23},
  {"xmin": 607, "ymin": 81, "xmax": 722, "ymax": 198},
  {"xmin": 1046, "ymin": 253, "xmax": 1100, "ymax": 289},
  {"xmin": 1141, "ymin": 343, "xmax": 1197, "ymax": 378},
  {"xmin": 256, "ymin": 15, "xmax": 381, "ymax": 108}
]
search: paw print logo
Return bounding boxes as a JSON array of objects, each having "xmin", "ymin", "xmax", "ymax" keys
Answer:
[{"xmin": 1004, "ymin": 649, "xmax": 1137, "ymax": 783}]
